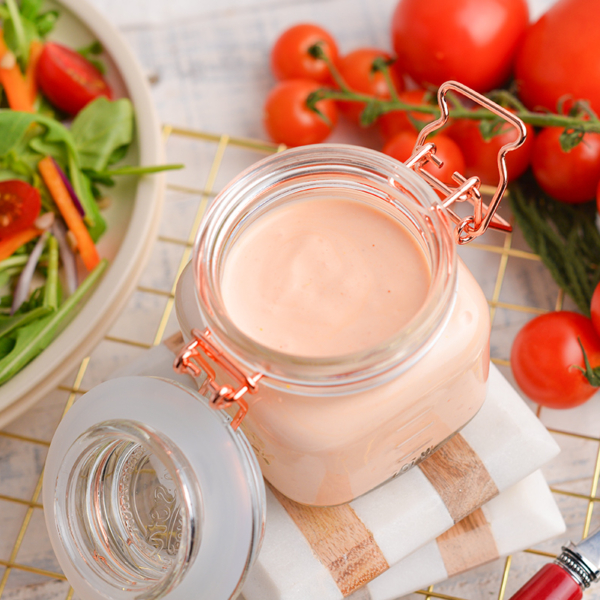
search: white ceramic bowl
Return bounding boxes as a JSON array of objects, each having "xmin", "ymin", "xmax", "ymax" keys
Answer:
[{"xmin": 0, "ymin": 0, "xmax": 164, "ymax": 426}]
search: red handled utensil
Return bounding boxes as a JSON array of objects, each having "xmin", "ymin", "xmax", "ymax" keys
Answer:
[{"xmin": 510, "ymin": 528, "xmax": 600, "ymax": 599}]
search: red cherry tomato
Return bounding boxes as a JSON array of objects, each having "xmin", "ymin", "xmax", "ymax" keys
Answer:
[
  {"xmin": 515, "ymin": 0, "xmax": 600, "ymax": 115},
  {"xmin": 383, "ymin": 131, "xmax": 466, "ymax": 188},
  {"xmin": 0, "ymin": 180, "xmax": 42, "ymax": 241},
  {"xmin": 531, "ymin": 127, "xmax": 600, "ymax": 203},
  {"xmin": 270, "ymin": 23, "xmax": 339, "ymax": 84},
  {"xmin": 391, "ymin": 0, "xmax": 529, "ymax": 93},
  {"xmin": 36, "ymin": 42, "xmax": 112, "ymax": 116},
  {"xmin": 378, "ymin": 89, "xmax": 437, "ymax": 142},
  {"xmin": 264, "ymin": 79, "xmax": 338, "ymax": 147},
  {"xmin": 511, "ymin": 311, "xmax": 600, "ymax": 408},
  {"xmin": 337, "ymin": 48, "xmax": 404, "ymax": 125},
  {"xmin": 448, "ymin": 117, "xmax": 535, "ymax": 186}
]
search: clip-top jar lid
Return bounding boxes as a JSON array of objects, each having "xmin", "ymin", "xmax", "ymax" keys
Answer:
[{"xmin": 43, "ymin": 376, "xmax": 265, "ymax": 600}]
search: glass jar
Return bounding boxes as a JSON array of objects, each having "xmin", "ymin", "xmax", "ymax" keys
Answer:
[{"xmin": 175, "ymin": 141, "xmax": 492, "ymax": 507}]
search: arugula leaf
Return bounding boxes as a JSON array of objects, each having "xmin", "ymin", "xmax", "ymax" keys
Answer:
[
  {"xmin": 21, "ymin": 0, "xmax": 44, "ymax": 20},
  {"xmin": 29, "ymin": 137, "xmax": 68, "ymax": 164},
  {"xmin": 34, "ymin": 10, "xmax": 58, "ymax": 37},
  {"xmin": 68, "ymin": 152, "xmax": 106, "ymax": 241},
  {"xmin": 0, "ymin": 110, "xmax": 79, "ymax": 157},
  {"xmin": 77, "ymin": 40, "xmax": 106, "ymax": 74},
  {"xmin": 0, "ymin": 337, "xmax": 14, "ymax": 361},
  {"xmin": 0, "ymin": 306, "xmax": 53, "ymax": 339},
  {"xmin": 107, "ymin": 144, "xmax": 128, "ymax": 166},
  {"xmin": 0, "ymin": 259, "xmax": 108, "ymax": 385},
  {"xmin": 4, "ymin": 0, "xmax": 30, "ymax": 61},
  {"xmin": 70, "ymin": 97, "xmax": 134, "ymax": 171}
]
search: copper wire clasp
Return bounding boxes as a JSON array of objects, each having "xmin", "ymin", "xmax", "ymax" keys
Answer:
[
  {"xmin": 173, "ymin": 328, "xmax": 262, "ymax": 430},
  {"xmin": 404, "ymin": 80, "xmax": 528, "ymax": 245}
]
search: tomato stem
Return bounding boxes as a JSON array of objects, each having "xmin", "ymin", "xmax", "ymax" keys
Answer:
[
  {"xmin": 307, "ymin": 43, "xmax": 350, "ymax": 93},
  {"xmin": 371, "ymin": 57, "xmax": 400, "ymax": 103},
  {"xmin": 575, "ymin": 337, "xmax": 600, "ymax": 387},
  {"xmin": 308, "ymin": 86, "xmax": 600, "ymax": 134}
]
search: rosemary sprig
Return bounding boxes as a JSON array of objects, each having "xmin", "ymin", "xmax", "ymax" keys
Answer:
[{"xmin": 509, "ymin": 179, "xmax": 600, "ymax": 315}]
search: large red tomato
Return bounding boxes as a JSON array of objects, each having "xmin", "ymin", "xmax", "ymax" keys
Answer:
[
  {"xmin": 391, "ymin": 0, "xmax": 529, "ymax": 93},
  {"xmin": 515, "ymin": 0, "xmax": 600, "ymax": 115},
  {"xmin": 511, "ymin": 311, "xmax": 600, "ymax": 408}
]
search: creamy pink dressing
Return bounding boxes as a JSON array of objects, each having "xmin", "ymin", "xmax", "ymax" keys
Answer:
[{"xmin": 221, "ymin": 197, "xmax": 431, "ymax": 357}]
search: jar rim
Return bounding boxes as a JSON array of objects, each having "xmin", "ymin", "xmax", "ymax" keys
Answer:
[{"xmin": 192, "ymin": 144, "xmax": 458, "ymax": 388}]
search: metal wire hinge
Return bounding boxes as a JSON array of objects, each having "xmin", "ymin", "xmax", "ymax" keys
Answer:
[
  {"xmin": 173, "ymin": 328, "xmax": 263, "ymax": 430},
  {"xmin": 404, "ymin": 81, "xmax": 527, "ymax": 245}
]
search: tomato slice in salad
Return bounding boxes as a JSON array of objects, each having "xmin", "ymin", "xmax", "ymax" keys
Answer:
[
  {"xmin": 36, "ymin": 42, "xmax": 113, "ymax": 115},
  {"xmin": 0, "ymin": 180, "xmax": 42, "ymax": 241}
]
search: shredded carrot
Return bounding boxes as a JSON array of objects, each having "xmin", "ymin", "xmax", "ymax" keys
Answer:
[
  {"xmin": 0, "ymin": 227, "xmax": 41, "ymax": 261},
  {"xmin": 25, "ymin": 40, "xmax": 43, "ymax": 105},
  {"xmin": 0, "ymin": 30, "xmax": 34, "ymax": 113},
  {"xmin": 38, "ymin": 156, "xmax": 100, "ymax": 271}
]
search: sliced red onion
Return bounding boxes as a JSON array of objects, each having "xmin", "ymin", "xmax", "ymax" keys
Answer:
[
  {"xmin": 52, "ymin": 220, "xmax": 78, "ymax": 295},
  {"xmin": 51, "ymin": 157, "xmax": 85, "ymax": 217},
  {"xmin": 11, "ymin": 231, "xmax": 49, "ymax": 315}
]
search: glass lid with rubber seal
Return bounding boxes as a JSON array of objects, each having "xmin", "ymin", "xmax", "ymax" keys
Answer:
[{"xmin": 43, "ymin": 376, "xmax": 265, "ymax": 600}]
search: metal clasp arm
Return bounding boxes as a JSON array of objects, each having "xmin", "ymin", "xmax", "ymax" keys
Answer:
[
  {"xmin": 406, "ymin": 81, "xmax": 527, "ymax": 244},
  {"xmin": 173, "ymin": 328, "xmax": 263, "ymax": 430}
]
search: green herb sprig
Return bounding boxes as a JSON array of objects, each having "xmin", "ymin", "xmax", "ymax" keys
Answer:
[{"xmin": 510, "ymin": 179, "xmax": 600, "ymax": 315}]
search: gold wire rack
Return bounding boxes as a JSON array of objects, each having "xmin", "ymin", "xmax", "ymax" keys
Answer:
[{"xmin": 0, "ymin": 126, "xmax": 599, "ymax": 600}]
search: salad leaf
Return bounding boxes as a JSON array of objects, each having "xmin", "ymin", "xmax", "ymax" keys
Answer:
[
  {"xmin": 70, "ymin": 98, "xmax": 134, "ymax": 171},
  {"xmin": 77, "ymin": 40, "xmax": 106, "ymax": 75},
  {"xmin": 21, "ymin": 0, "xmax": 44, "ymax": 20},
  {"xmin": 0, "ymin": 306, "xmax": 52, "ymax": 339},
  {"xmin": 4, "ymin": 0, "xmax": 31, "ymax": 61},
  {"xmin": 34, "ymin": 9, "xmax": 58, "ymax": 37},
  {"xmin": 0, "ymin": 337, "xmax": 13, "ymax": 360},
  {"xmin": 0, "ymin": 259, "xmax": 108, "ymax": 385},
  {"xmin": 67, "ymin": 152, "xmax": 106, "ymax": 240},
  {"xmin": 0, "ymin": 110, "xmax": 79, "ymax": 157}
]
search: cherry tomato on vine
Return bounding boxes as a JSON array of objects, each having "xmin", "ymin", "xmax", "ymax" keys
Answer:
[
  {"xmin": 270, "ymin": 23, "xmax": 339, "ymax": 84},
  {"xmin": 383, "ymin": 131, "xmax": 465, "ymax": 188},
  {"xmin": 264, "ymin": 79, "xmax": 337, "ymax": 147},
  {"xmin": 515, "ymin": 0, "xmax": 600, "ymax": 115},
  {"xmin": 0, "ymin": 180, "xmax": 42, "ymax": 241},
  {"xmin": 511, "ymin": 311, "xmax": 600, "ymax": 409},
  {"xmin": 448, "ymin": 117, "xmax": 535, "ymax": 186},
  {"xmin": 36, "ymin": 42, "xmax": 113, "ymax": 116},
  {"xmin": 531, "ymin": 127, "xmax": 600, "ymax": 203},
  {"xmin": 378, "ymin": 89, "xmax": 437, "ymax": 142},
  {"xmin": 391, "ymin": 0, "xmax": 529, "ymax": 93},
  {"xmin": 337, "ymin": 48, "xmax": 403, "ymax": 125}
]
